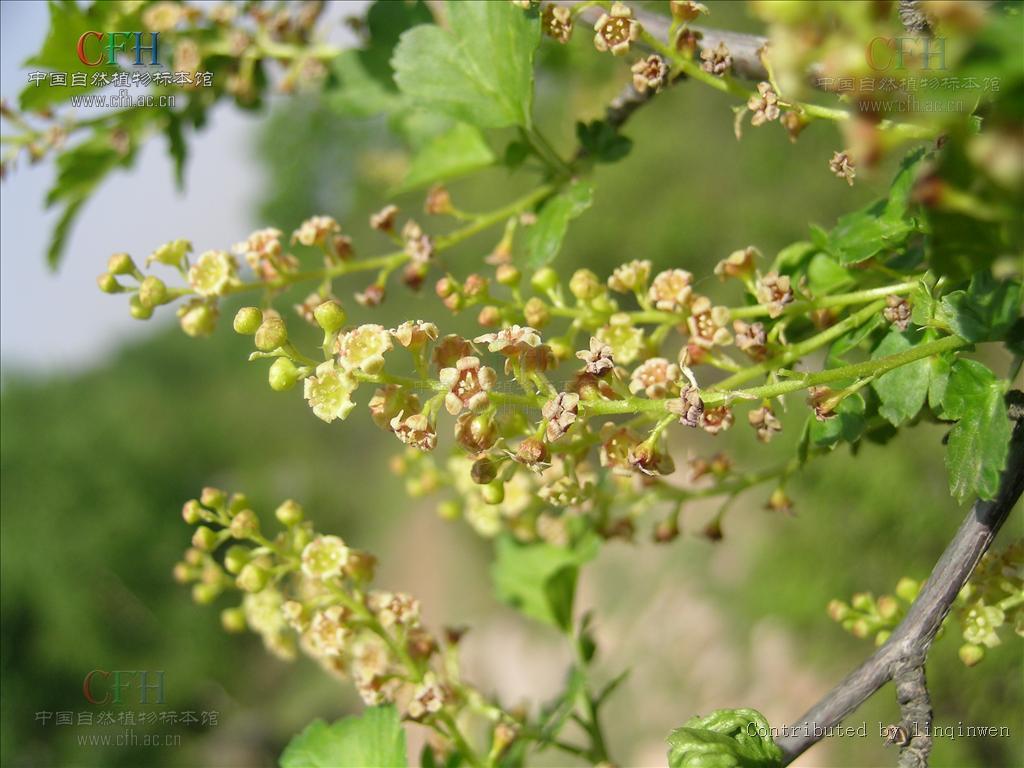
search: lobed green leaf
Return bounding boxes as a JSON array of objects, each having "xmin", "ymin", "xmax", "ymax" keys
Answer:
[{"xmin": 280, "ymin": 706, "xmax": 407, "ymax": 768}]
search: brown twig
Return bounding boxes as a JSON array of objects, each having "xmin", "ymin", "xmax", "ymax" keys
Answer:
[{"xmin": 776, "ymin": 392, "xmax": 1024, "ymax": 766}]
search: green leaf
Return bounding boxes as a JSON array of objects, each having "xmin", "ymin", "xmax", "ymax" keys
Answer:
[
  {"xmin": 280, "ymin": 707, "xmax": 407, "ymax": 768},
  {"xmin": 667, "ymin": 708, "xmax": 783, "ymax": 768},
  {"xmin": 359, "ymin": 0, "xmax": 433, "ymax": 86},
  {"xmin": 828, "ymin": 313, "xmax": 882, "ymax": 363},
  {"xmin": 820, "ymin": 149, "xmax": 925, "ymax": 266},
  {"xmin": 575, "ymin": 120, "xmax": 633, "ymax": 163},
  {"xmin": 19, "ymin": 1, "xmax": 146, "ymax": 110},
  {"xmin": 808, "ymin": 392, "xmax": 866, "ymax": 449},
  {"xmin": 164, "ymin": 112, "xmax": 187, "ymax": 190},
  {"xmin": 392, "ymin": 1, "xmax": 539, "ymax": 128},
  {"xmin": 491, "ymin": 531, "xmax": 599, "ymax": 630},
  {"xmin": 871, "ymin": 329, "xmax": 931, "ymax": 426},
  {"xmin": 936, "ymin": 272, "xmax": 1023, "ymax": 343},
  {"xmin": 806, "ymin": 253, "xmax": 855, "ymax": 295},
  {"xmin": 942, "ymin": 359, "xmax": 1011, "ymax": 504},
  {"xmin": 398, "ymin": 122, "xmax": 495, "ymax": 192},
  {"xmin": 525, "ymin": 181, "xmax": 594, "ymax": 268},
  {"xmin": 329, "ymin": 49, "xmax": 404, "ymax": 118}
]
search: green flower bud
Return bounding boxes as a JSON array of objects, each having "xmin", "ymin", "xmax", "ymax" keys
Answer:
[
  {"xmin": 850, "ymin": 618, "xmax": 871, "ymax": 639},
  {"xmin": 523, "ymin": 297, "xmax": 550, "ymax": 328},
  {"xmin": 268, "ymin": 358, "xmax": 299, "ymax": 392},
  {"xmin": 255, "ymin": 315, "xmax": 288, "ymax": 351},
  {"xmin": 223, "ymin": 545, "xmax": 251, "ymax": 574},
  {"xmin": 129, "ymin": 294, "xmax": 154, "ymax": 320},
  {"xmin": 958, "ymin": 642, "xmax": 985, "ymax": 666},
  {"xmin": 107, "ymin": 252, "xmax": 137, "ymax": 276},
  {"xmin": 227, "ymin": 493, "xmax": 250, "ymax": 515},
  {"xmin": 172, "ymin": 562, "xmax": 192, "ymax": 583},
  {"xmin": 851, "ymin": 592, "xmax": 873, "ymax": 612},
  {"xmin": 220, "ymin": 606, "xmax": 247, "ymax": 633},
  {"xmin": 877, "ymin": 595, "xmax": 899, "ymax": 620},
  {"xmin": 236, "ymin": 562, "xmax": 269, "ymax": 593},
  {"xmin": 569, "ymin": 269, "xmax": 602, "ymax": 300},
  {"xmin": 177, "ymin": 300, "xmax": 218, "ymax": 337},
  {"xmin": 875, "ymin": 630, "xmax": 891, "ymax": 646},
  {"xmin": 495, "ymin": 264, "xmax": 521, "ymax": 287},
  {"xmin": 548, "ymin": 337, "xmax": 573, "ymax": 361},
  {"xmin": 200, "ymin": 487, "xmax": 226, "ymax": 510},
  {"xmin": 181, "ymin": 500, "xmax": 204, "ymax": 525},
  {"xmin": 192, "ymin": 582, "xmax": 221, "ymax": 605},
  {"xmin": 481, "ymin": 480, "xmax": 505, "ymax": 505},
  {"xmin": 191, "ymin": 526, "xmax": 219, "ymax": 551},
  {"xmin": 275, "ymin": 499, "xmax": 304, "ymax": 526},
  {"xmin": 313, "ymin": 300, "xmax": 347, "ymax": 334},
  {"xmin": 148, "ymin": 239, "xmax": 192, "ymax": 268},
  {"xmin": 229, "ymin": 509, "xmax": 260, "ymax": 539},
  {"xmin": 827, "ymin": 599, "xmax": 849, "ymax": 622},
  {"xmin": 438, "ymin": 500, "xmax": 461, "ymax": 520},
  {"xmin": 291, "ymin": 523, "xmax": 313, "ymax": 551},
  {"xmin": 233, "ymin": 307, "xmax": 263, "ymax": 335},
  {"xmin": 138, "ymin": 275, "xmax": 168, "ymax": 309},
  {"xmin": 895, "ymin": 577, "xmax": 920, "ymax": 604},
  {"xmin": 97, "ymin": 273, "xmax": 123, "ymax": 293},
  {"xmin": 531, "ymin": 267, "xmax": 559, "ymax": 293}
]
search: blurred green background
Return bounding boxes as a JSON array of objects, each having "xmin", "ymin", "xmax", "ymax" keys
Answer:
[{"xmin": 2, "ymin": 3, "xmax": 1021, "ymax": 767}]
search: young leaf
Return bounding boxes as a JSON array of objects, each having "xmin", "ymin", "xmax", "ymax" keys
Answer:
[
  {"xmin": 392, "ymin": 1, "xmax": 539, "ymax": 129},
  {"xmin": 491, "ymin": 531, "xmax": 599, "ymax": 630},
  {"xmin": 575, "ymin": 120, "xmax": 633, "ymax": 163},
  {"xmin": 280, "ymin": 706, "xmax": 407, "ymax": 768},
  {"xmin": 819, "ymin": 149, "xmax": 925, "ymax": 266},
  {"xmin": 871, "ymin": 329, "xmax": 931, "ymax": 426},
  {"xmin": 397, "ymin": 122, "xmax": 495, "ymax": 192},
  {"xmin": 329, "ymin": 49, "xmax": 404, "ymax": 118},
  {"xmin": 667, "ymin": 708, "xmax": 782, "ymax": 768},
  {"xmin": 935, "ymin": 272, "xmax": 1023, "ymax": 343},
  {"xmin": 942, "ymin": 359, "xmax": 1011, "ymax": 504},
  {"xmin": 525, "ymin": 181, "xmax": 594, "ymax": 268}
]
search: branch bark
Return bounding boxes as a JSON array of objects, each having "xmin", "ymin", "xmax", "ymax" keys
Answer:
[{"xmin": 776, "ymin": 393, "xmax": 1024, "ymax": 766}]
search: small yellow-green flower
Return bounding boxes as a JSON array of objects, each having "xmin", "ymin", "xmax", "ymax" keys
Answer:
[
  {"xmin": 188, "ymin": 250, "xmax": 238, "ymax": 297},
  {"xmin": 336, "ymin": 324, "xmax": 392, "ymax": 374},
  {"xmin": 597, "ymin": 313, "xmax": 644, "ymax": 365},
  {"xmin": 304, "ymin": 360, "xmax": 357, "ymax": 423}
]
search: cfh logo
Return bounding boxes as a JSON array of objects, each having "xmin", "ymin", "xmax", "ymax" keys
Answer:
[
  {"xmin": 76, "ymin": 32, "xmax": 160, "ymax": 66},
  {"xmin": 867, "ymin": 36, "xmax": 946, "ymax": 71},
  {"xmin": 83, "ymin": 670, "xmax": 165, "ymax": 705}
]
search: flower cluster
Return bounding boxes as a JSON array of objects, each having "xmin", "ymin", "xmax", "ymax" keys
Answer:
[
  {"xmin": 174, "ymin": 488, "xmax": 522, "ymax": 754},
  {"xmin": 828, "ymin": 541, "xmax": 1023, "ymax": 665}
]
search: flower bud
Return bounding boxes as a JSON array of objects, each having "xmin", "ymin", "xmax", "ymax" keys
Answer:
[
  {"xmin": 875, "ymin": 630, "xmax": 891, "ymax": 646},
  {"xmin": 958, "ymin": 643, "xmax": 985, "ymax": 666},
  {"xmin": 227, "ymin": 493, "xmax": 250, "ymax": 515},
  {"xmin": 895, "ymin": 577, "xmax": 920, "ymax": 604},
  {"xmin": 471, "ymin": 457, "xmax": 498, "ymax": 485},
  {"xmin": 481, "ymin": 479, "xmax": 505, "ymax": 505},
  {"xmin": 477, "ymin": 305, "xmax": 502, "ymax": 327},
  {"xmin": 177, "ymin": 300, "xmax": 217, "ymax": 337},
  {"xmin": 220, "ymin": 607, "xmax": 247, "ymax": 633},
  {"xmin": 97, "ymin": 273, "xmax": 123, "ymax": 293},
  {"xmin": 343, "ymin": 550, "xmax": 377, "ymax": 582},
  {"xmin": 138, "ymin": 276, "xmax": 168, "ymax": 309},
  {"xmin": 314, "ymin": 300, "xmax": 346, "ymax": 333},
  {"xmin": 435, "ymin": 276, "xmax": 457, "ymax": 299},
  {"xmin": 827, "ymin": 599, "xmax": 849, "ymax": 622},
  {"xmin": 851, "ymin": 592, "xmax": 873, "ymax": 612},
  {"xmin": 437, "ymin": 500, "xmax": 461, "ymax": 520},
  {"xmin": 548, "ymin": 337, "xmax": 573, "ymax": 361},
  {"xmin": 877, "ymin": 595, "xmax": 899, "ymax": 620},
  {"xmin": 531, "ymin": 267, "xmax": 559, "ymax": 293},
  {"xmin": 191, "ymin": 526, "xmax": 218, "ymax": 551},
  {"xmin": 496, "ymin": 264, "xmax": 521, "ymax": 286},
  {"xmin": 275, "ymin": 499, "xmax": 304, "ymax": 526},
  {"xmin": 200, "ymin": 487, "xmax": 226, "ymax": 509},
  {"xmin": 172, "ymin": 562, "xmax": 192, "ymax": 583},
  {"xmin": 268, "ymin": 357, "xmax": 300, "ymax": 392},
  {"xmin": 182, "ymin": 499, "xmax": 204, "ymax": 524},
  {"xmin": 233, "ymin": 307, "xmax": 263, "ymax": 335},
  {"xmin": 236, "ymin": 562, "xmax": 269, "ymax": 593},
  {"xmin": 192, "ymin": 582, "xmax": 221, "ymax": 604},
  {"xmin": 523, "ymin": 297, "xmax": 550, "ymax": 328},
  {"xmin": 229, "ymin": 509, "xmax": 260, "ymax": 539},
  {"xmin": 255, "ymin": 314, "xmax": 288, "ymax": 351},
  {"xmin": 223, "ymin": 545, "xmax": 250, "ymax": 574},
  {"xmin": 129, "ymin": 294, "xmax": 154, "ymax": 320},
  {"xmin": 569, "ymin": 269, "xmax": 602, "ymax": 300},
  {"xmin": 107, "ymin": 252, "xmax": 137, "ymax": 276},
  {"xmin": 653, "ymin": 516, "xmax": 680, "ymax": 543}
]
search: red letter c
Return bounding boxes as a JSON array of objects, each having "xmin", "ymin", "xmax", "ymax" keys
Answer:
[{"xmin": 77, "ymin": 31, "xmax": 103, "ymax": 66}]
